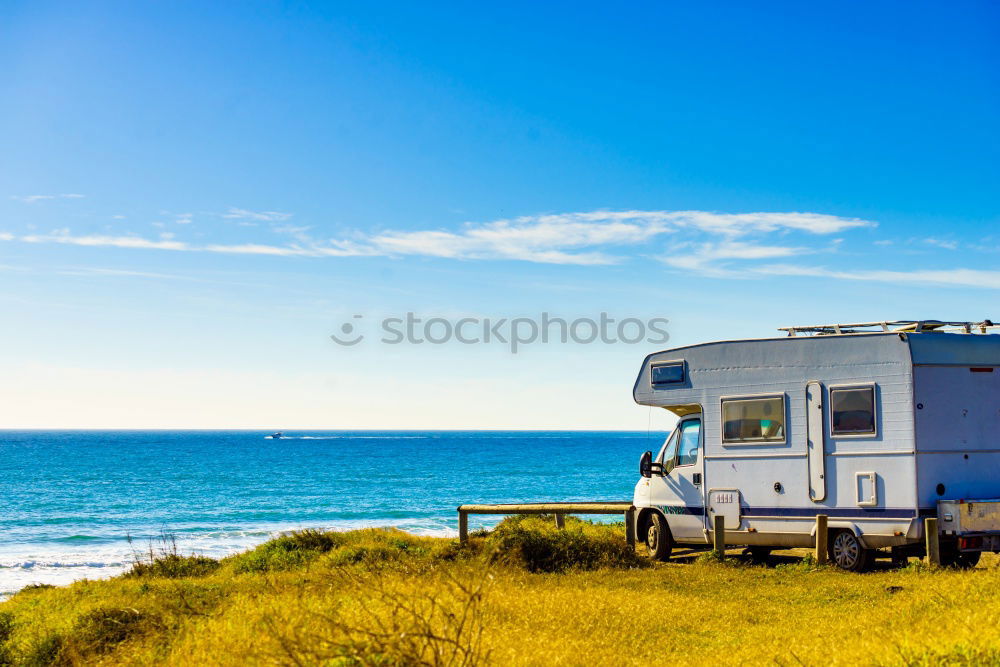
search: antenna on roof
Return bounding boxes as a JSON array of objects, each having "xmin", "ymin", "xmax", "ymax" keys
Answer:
[{"xmin": 778, "ymin": 320, "xmax": 999, "ymax": 337}]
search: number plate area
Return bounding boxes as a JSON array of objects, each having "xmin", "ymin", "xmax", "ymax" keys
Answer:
[{"xmin": 939, "ymin": 499, "xmax": 1000, "ymax": 535}]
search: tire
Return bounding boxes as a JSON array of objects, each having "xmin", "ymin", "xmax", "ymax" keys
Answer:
[
  {"xmin": 645, "ymin": 512, "xmax": 674, "ymax": 562},
  {"xmin": 747, "ymin": 547, "xmax": 772, "ymax": 564},
  {"xmin": 828, "ymin": 530, "xmax": 874, "ymax": 572},
  {"xmin": 941, "ymin": 549, "xmax": 981, "ymax": 569}
]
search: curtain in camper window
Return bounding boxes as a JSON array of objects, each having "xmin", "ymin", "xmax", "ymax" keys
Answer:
[{"xmin": 721, "ymin": 396, "xmax": 786, "ymax": 444}]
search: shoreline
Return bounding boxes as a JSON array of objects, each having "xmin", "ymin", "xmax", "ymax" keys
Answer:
[{"xmin": 0, "ymin": 519, "xmax": 466, "ymax": 599}]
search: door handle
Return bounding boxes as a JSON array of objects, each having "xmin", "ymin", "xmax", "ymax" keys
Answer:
[{"xmin": 692, "ymin": 473, "xmax": 702, "ymax": 485}]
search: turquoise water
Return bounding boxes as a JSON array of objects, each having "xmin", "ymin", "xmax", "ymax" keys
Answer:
[{"xmin": 0, "ymin": 430, "xmax": 653, "ymax": 596}]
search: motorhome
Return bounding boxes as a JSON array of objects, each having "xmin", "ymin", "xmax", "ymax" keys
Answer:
[{"xmin": 632, "ymin": 320, "xmax": 1000, "ymax": 571}]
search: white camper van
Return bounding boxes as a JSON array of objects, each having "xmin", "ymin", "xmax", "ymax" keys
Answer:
[{"xmin": 632, "ymin": 320, "xmax": 1000, "ymax": 571}]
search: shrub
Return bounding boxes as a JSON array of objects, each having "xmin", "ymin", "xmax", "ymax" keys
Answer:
[
  {"xmin": 24, "ymin": 635, "xmax": 63, "ymax": 667},
  {"xmin": 229, "ymin": 529, "xmax": 347, "ymax": 573},
  {"xmin": 0, "ymin": 612, "xmax": 13, "ymax": 667},
  {"xmin": 265, "ymin": 566, "xmax": 491, "ymax": 666},
  {"xmin": 15, "ymin": 584, "xmax": 54, "ymax": 594},
  {"xmin": 70, "ymin": 607, "xmax": 153, "ymax": 654},
  {"xmin": 484, "ymin": 515, "xmax": 647, "ymax": 573},
  {"xmin": 126, "ymin": 554, "xmax": 221, "ymax": 579}
]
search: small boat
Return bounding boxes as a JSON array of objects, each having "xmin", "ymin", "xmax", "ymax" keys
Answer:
[{"xmin": 268, "ymin": 432, "xmax": 284, "ymax": 439}]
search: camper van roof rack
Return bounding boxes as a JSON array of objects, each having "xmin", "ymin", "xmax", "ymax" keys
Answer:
[{"xmin": 779, "ymin": 320, "xmax": 997, "ymax": 336}]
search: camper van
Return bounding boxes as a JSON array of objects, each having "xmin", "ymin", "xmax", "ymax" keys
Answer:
[{"xmin": 632, "ymin": 320, "xmax": 1000, "ymax": 571}]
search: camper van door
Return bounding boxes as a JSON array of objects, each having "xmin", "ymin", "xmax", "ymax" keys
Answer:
[{"xmin": 649, "ymin": 416, "xmax": 706, "ymax": 541}]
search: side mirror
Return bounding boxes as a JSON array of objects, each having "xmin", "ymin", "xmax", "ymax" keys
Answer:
[{"xmin": 639, "ymin": 450, "xmax": 653, "ymax": 478}]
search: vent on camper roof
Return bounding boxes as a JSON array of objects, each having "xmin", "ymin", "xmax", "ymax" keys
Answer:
[{"xmin": 778, "ymin": 320, "xmax": 997, "ymax": 337}]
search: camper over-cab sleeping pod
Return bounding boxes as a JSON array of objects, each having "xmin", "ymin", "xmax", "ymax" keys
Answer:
[{"xmin": 632, "ymin": 320, "xmax": 1000, "ymax": 571}]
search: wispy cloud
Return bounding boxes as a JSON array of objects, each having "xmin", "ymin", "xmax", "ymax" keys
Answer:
[
  {"xmin": 923, "ymin": 238, "xmax": 958, "ymax": 250},
  {"xmin": 55, "ymin": 267, "xmax": 197, "ymax": 281},
  {"xmin": 8, "ymin": 231, "xmax": 366, "ymax": 258},
  {"xmin": 360, "ymin": 210, "xmax": 873, "ymax": 264},
  {"xmin": 20, "ymin": 232, "xmax": 189, "ymax": 251},
  {"xmin": 0, "ymin": 210, "xmax": 870, "ymax": 264},
  {"xmin": 10, "ymin": 193, "xmax": 85, "ymax": 204},
  {"xmin": 755, "ymin": 264, "xmax": 1000, "ymax": 290},
  {"xmin": 3, "ymin": 209, "xmax": 999, "ymax": 289},
  {"xmin": 223, "ymin": 207, "xmax": 293, "ymax": 222},
  {"xmin": 661, "ymin": 240, "xmax": 809, "ymax": 276},
  {"xmin": 1, "ymin": 210, "xmax": 871, "ymax": 265}
]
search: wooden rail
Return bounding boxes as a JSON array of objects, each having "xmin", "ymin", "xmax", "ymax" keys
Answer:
[{"xmin": 457, "ymin": 502, "xmax": 636, "ymax": 546}]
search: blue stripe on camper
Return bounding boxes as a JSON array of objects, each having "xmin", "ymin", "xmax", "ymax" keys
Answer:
[
  {"xmin": 657, "ymin": 506, "xmax": 937, "ymax": 519},
  {"xmin": 741, "ymin": 507, "xmax": 925, "ymax": 519},
  {"xmin": 657, "ymin": 505, "xmax": 705, "ymax": 516}
]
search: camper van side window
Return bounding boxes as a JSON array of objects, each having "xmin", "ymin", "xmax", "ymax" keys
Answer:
[
  {"xmin": 721, "ymin": 396, "xmax": 786, "ymax": 444},
  {"xmin": 650, "ymin": 362, "xmax": 684, "ymax": 388},
  {"xmin": 830, "ymin": 386, "xmax": 876, "ymax": 436}
]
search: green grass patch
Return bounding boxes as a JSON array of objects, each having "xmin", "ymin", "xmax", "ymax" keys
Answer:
[
  {"xmin": 3, "ymin": 521, "xmax": 1000, "ymax": 665},
  {"xmin": 484, "ymin": 514, "xmax": 648, "ymax": 573},
  {"xmin": 126, "ymin": 554, "xmax": 221, "ymax": 579}
]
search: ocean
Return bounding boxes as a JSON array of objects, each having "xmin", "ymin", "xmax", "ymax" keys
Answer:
[{"xmin": 0, "ymin": 430, "xmax": 655, "ymax": 597}]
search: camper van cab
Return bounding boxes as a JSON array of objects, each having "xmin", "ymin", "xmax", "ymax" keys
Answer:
[{"xmin": 632, "ymin": 320, "xmax": 1000, "ymax": 571}]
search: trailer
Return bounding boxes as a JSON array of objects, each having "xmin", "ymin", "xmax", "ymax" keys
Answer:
[{"xmin": 631, "ymin": 320, "xmax": 1000, "ymax": 571}]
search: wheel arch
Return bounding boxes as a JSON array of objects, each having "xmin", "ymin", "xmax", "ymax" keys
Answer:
[
  {"xmin": 817, "ymin": 521, "xmax": 866, "ymax": 545},
  {"xmin": 636, "ymin": 507, "xmax": 671, "ymax": 541}
]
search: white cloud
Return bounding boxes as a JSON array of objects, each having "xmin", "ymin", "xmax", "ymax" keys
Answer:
[
  {"xmin": 358, "ymin": 210, "xmax": 871, "ymax": 264},
  {"xmin": 924, "ymin": 238, "xmax": 958, "ymax": 250},
  {"xmin": 223, "ymin": 207, "xmax": 293, "ymax": 222},
  {"xmin": 20, "ymin": 233, "xmax": 190, "ymax": 251},
  {"xmin": 0, "ymin": 209, "xmax": 871, "ymax": 265},
  {"xmin": 201, "ymin": 243, "xmax": 315, "ymax": 257},
  {"xmin": 10, "ymin": 194, "xmax": 85, "ymax": 203},
  {"xmin": 2, "ymin": 208, "xmax": 998, "ymax": 289},
  {"xmin": 272, "ymin": 224, "xmax": 313, "ymax": 243},
  {"xmin": 661, "ymin": 240, "xmax": 808, "ymax": 276},
  {"xmin": 55, "ymin": 267, "xmax": 194, "ymax": 280},
  {"xmin": 754, "ymin": 264, "xmax": 1000, "ymax": 290}
]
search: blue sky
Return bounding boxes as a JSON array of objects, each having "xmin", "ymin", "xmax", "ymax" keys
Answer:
[{"xmin": 1, "ymin": 1, "xmax": 997, "ymax": 428}]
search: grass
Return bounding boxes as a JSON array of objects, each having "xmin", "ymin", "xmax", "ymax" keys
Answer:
[{"xmin": 2, "ymin": 516, "xmax": 1000, "ymax": 665}]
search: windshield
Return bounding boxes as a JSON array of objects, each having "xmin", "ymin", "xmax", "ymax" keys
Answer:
[
  {"xmin": 676, "ymin": 419, "xmax": 701, "ymax": 466},
  {"xmin": 656, "ymin": 429, "xmax": 679, "ymax": 465},
  {"xmin": 656, "ymin": 418, "xmax": 701, "ymax": 471}
]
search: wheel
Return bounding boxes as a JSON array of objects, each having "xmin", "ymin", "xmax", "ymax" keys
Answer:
[
  {"xmin": 828, "ymin": 530, "xmax": 874, "ymax": 572},
  {"xmin": 747, "ymin": 547, "xmax": 772, "ymax": 564},
  {"xmin": 941, "ymin": 549, "xmax": 981, "ymax": 569},
  {"xmin": 645, "ymin": 513, "xmax": 673, "ymax": 561}
]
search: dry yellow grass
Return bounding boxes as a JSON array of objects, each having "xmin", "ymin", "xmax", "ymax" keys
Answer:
[{"xmin": 1, "ymin": 518, "xmax": 999, "ymax": 666}]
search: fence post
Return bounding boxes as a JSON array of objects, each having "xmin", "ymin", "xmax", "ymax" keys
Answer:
[
  {"xmin": 554, "ymin": 513, "xmax": 566, "ymax": 530},
  {"xmin": 925, "ymin": 517, "xmax": 940, "ymax": 566},
  {"xmin": 624, "ymin": 508, "xmax": 636, "ymax": 547},
  {"xmin": 459, "ymin": 509, "xmax": 468, "ymax": 543},
  {"xmin": 815, "ymin": 514, "xmax": 828, "ymax": 564},
  {"xmin": 713, "ymin": 514, "xmax": 726, "ymax": 556}
]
